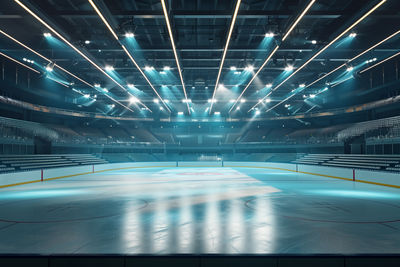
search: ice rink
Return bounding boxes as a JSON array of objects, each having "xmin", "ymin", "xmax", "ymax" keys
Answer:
[{"xmin": 0, "ymin": 166, "xmax": 400, "ymax": 254}]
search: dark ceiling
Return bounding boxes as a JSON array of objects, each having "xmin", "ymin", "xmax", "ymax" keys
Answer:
[{"xmin": 0, "ymin": 0, "xmax": 400, "ymax": 122}]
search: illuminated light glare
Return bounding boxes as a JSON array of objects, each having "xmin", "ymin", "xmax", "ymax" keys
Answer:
[
  {"xmin": 311, "ymin": 40, "xmax": 317, "ymax": 44},
  {"xmin": 94, "ymin": 83, "xmax": 101, "ymax": 87},
  {"xmin": 255, "ymin": 110, "xmax": 260, "ymax": 115},
  {"xmin": 129, "ymin": 97, "xmax": 139, "ymax": 103},
  {"xmin": 43, "ymin": 32, "xmax": 51, "ymax": 37},
  {"xmin": 153, "ymin": 98, "xmax": 159, "ymax": 103},
  {"xmin": 125, "ymin": 32, "xmax": 134, "ymax": 38},
  {"xmin": 299, "ymin": 83, "xmax": 305, "ymax": 87},
  {"xmin": 192, "ymin": 86, "xmax": 195, "ymax": 89},
  {"xmin": 144, "ymin": 66, "xmax": 154, "ymax": 71},
  {"xmin": 234, "ymin": 71, "xmax": 241, "ymax": 75},
  {"xmin": 360, "ymin": 51, "xmax": 400, "ymax": 74},
  {"xmin": 127, "ymin": 84, "xmax": 134, "ymax": 88},
  {"xmin": 205, "ymin": 86, "xmax": 208, "ymax": 89},
  {"xmin": 266, "ymin": 83, "xmax": 272, "ymax": 88},
  {"xmin": 346, "ymin": 66, "xmax": 354, "ymax": 72},
  {"xmin": 208, "ymin": 99, "xmax": 217, "ymax": 103},
  {"xmin": 103, "ymin": 88, "xmax": 108, "ymax": 92},
  {"xmin": 111, "ymin": 104, "xmax": 115, "ymax": 108},
  {"xmin": 310, "ymin": 94, "xmax": 316, "ymax": 98},
  {"xmin": 177, "ymin": 111, "xmax": 184, "ymax": 115},
  {"xmin": 265, "ymin": 98, "xmax": 271, "ymax": 103},
  {"xmin": 259, "ymin": 0, "xmax": 387, "ymax": 114},
  {"xmin": 163, "ymin": 66, "xmax": 170, "ymax": 71},
  {"xmin": 284, "ymin": 104, "xmax": 290, "ymax": 108},
  {"xmin": 160, "ymin": 107, "xmax": 164, "ymax": 110},
  {"xmin": 182, "ymin": 99, "xmax": 192, "ymax": 103},
  {"xmin": 45, "ymin": 66, "xmax": 53, "ymax": 72},
  {"xmin": 161, "ymin": 0, "xmax": 190, "ymax": 114},
  {"xmin": 84, "ymin": 40, "xmax": 90, "ymax": 44},
  {"xmin": 240, "ymin": 98, "xmax": 246, "ymax": 103},
  {"xmin": 229, "ymin": 99, "xmax": 235, "ymax": 103},
  {"xmin": 285, "ymin": 65, "xmax": 294, "ymax": 71},
  {"xmin": 160, "ymin": 71, "xmax": 166, "ymax": 75},
  {"xmin": 105, "ymin": 65, "xmax": 114, "ymax": 71},
  {"xmin": 265, "ymin": 32, "xmax": 274, "ymax": 38},
  {"xmin": 164, "ymin": 99, "xmax": 170, "ymax": 103},
  {"xmin": 282, "ymin": 0, "xmax": 316, "ymax": 41},
  {"xmin": 218, "ymin": 84, "xmax": 224, "ymax": 89},
  {"xmin": 349, "ymin": 32, "xmax": 357, "ymax": 38},
  {"xmin": 209, "ymin": 0, "xmax": 242, "ymax": 114},
  {"xmin": 214, "ymin": 112, "xmax": 221, "ymax": 115},
  {"xmin": 245, "ymin": 65, "xmax": 254, "ymax": 72},
  {"xmin": 236, "ymin": 106, "xmax": 240, "ymax": 110},
  {"xmin": 230, "ymin": 66, "xmax": 237, "ymax": 71},
  {"xmin": 83, "ymin": 94, "xmax": 90, "ymax": 98}
]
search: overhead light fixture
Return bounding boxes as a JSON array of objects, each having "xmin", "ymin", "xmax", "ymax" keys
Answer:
[
  {"xmin": 285, "ymin": 65, "xmax": 294, "ymax": 71},
  {"xmin": 240, "ymin": 98, "xmax": 246, "ymax": 103},
  {"xmin": 125, "ymin": 32, "xmax": 134, "ymax": 38},
  {"xmin": 45, "ymin": 62, "xmax": 54, "ymax": 72},
  {"xmin": 205, "ymin": 86, "xmax": 208, "ymax": 89},
  {"xmin": 182, "ymin": 99, "xmax": 192, "ymax": 103},
  {"xmin": 164, "ymin": 99, "xmax": 170, "ymax": 103},
  {"xmin": 255, "ymin": 110, "xmax": 260, "ymax": 115},
  {"xmin": 360, "ymin": 51, "xmax": 400, "ymax": 74},
  {"xmin": 208, "ymin": 0, "xmax": 242, "ymax": 114},
  {"xmin": 245, "ymin": 65, "xmax": 254, "ymax": 72},
  {"xmin": 84, "ymin": 40, "xmax": 91, "ymax": 44},
  {"xmin": 282, "ymin": 0, "xmax": 316, "ymax": 41},
  {"xmin": 349, "ymin": 32, "xmax": 357, "ymax": 38},
  {"xmin": 0, "ymin": 29, "xmax": 132, "ymax": 112},
  {"xmin": 214, "ymin": 111, "xmax": 221, "ymax": 115},
  {"xmin": 129, "ymin": 96, "xmax": 139, "ymax": 103},
  {"xmin": 258, "ymin": 0, "xmax": 387, "ymax": 113},
  {"xmin": 105, "ymin": 65, "xmax": 114, "ymax": 71},
  {"xmin": 230, "ymin": 66, "xmax": 237, "ymax": 71},
  {"xmin": 346, "ymin": 66, "xmax": 354, "ymax": 72},
  {"xmin": 208, "ymin": 99, "xmax": 217, "ymax": 103},
  {"xmin": 234, "ymin": 71, "xmax": 241, "ymax": 75},
  {"xmin": 311, "ymin": 40, "xmax": 317, "ymax": 44},
  {"xmin": 309, "ymin": 94, "xmax": 316, "ymax": 98},
  {"xmin": 83, "ymin": 94, "xmax": 90, "ymax": 98},
  {"xmin": 154, "ymin": 98, "xmax": 160, "ymax": 103},
  {"xmin": 94, "ymin": 83, "xmax": 101, "ymax": 87},
  {"xmin": 177, "ymin": 111, "xmax": 184, "ymax": 115},
  {"xmin": 103, "ymin": 88, "xmax": 108, "ymax": 92},
  {"xmin": 87, "ymin": 0, "xmax": 171, "ymax": 113},
  {"xmin": 161, "ymin": 0, "xmax": 191, "ymax": 114},
  {"xmin": 265, "ymin": 98, "xmax": 271, "ymax": 103},
  {"xmin": 306, "ymin": 29, "xmax": 400, "ymax": 89},
  {"xmin": 160, "ymin": 71, "xmax": 166, "ymax": 75},
  {"xmin": 0, "ymin": 52, "xmax": 40, "ymax": 74},
  {"xmin": 236, "ymin": 106, "xmax": 240, "ymax": 110},
  {"xmin": 229, "ymin": 99, "xmax": 235, "ymax": 103},
  {"xmin": 43, "ymin": 32, "xmax": 51, "ymax": 37},
  {"xmin": 265, "ymin": 32, "xmax": 274, "ymax": 38},
  {"xmin": 284, "ymin": 104, "xmax": 290, "ymax": 108},
  {"xmin": 266, "ymin": 83, "xmax": 273, "ymax": 88},
  {"xmin": 144, "ymin": 66, "xmax": 153, "ymax": 71},
  {"xmin": 163, "ymin": 66, "xmax": 170, "ymax": 71},
  {"xmin": 127, "ymin": 84, "xmax": 134, "ymax": 88},
  {"xmin": 299, "ymin": 83, "xmax": 305, "ymax": 87},
  {"xmin": 160, "ymin": 107, "xmax": 164, "ymax": 110}
]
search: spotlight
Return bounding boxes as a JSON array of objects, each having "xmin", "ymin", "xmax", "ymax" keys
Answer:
[
  {"xmin": 265, "ymin": 32, "xmax": 274, "ymax": 38},
  {"xmin": 163, "ymin": 66, "xmax": 170, "ymax": 71},
  {"xmin": 214, "ymin": 112, "xmax": 221, "ymax": 115},
  {"xmin": 129, "ymin": 96, "xmax": 139, "ymax": 103},
  {"xmin": 83, "ymin": 94, "xmax": 90, "ymax": 98},
  {"xmin": 153, "ymin": 98, "xmax": 159, "ymax": 103},
  {"xmin": 160, "ymin": 107, "xmax": 164, "ymax": 110},
  {"xmin": 182, "ymin": 99, "xmax": 192, "ymax": 103},
  {"xmin": 311, "ymin": 40, "xmax": 317, "ymax": 44},
  {"xmin": 177, "ymin": 111, "xmax": 184, "ymax": 115},
  {"xmin": 160, "ymin": 71, "xmax": 166, "ymax": 75},
  {"xmin": 299, "ymin": 83, "xmax": 305, "ymax": 87},
  {"xmin": 127, "ymin": 84, "xmax": 134, "ymax": 88},
  {"xmin": 43, "ymin": 32, "xmax": 51, "ymax": 37},
  {"xmin": 229, "ymin": 99, "xmax": 235, "ymax": 103},
  {"xmin": 245, "ymin": 65, "xmax": 254, "ymax": 72},
  {"xmin": 255, "ymin": 110, "xmax": 260, "ymax": 115},
  {"xmin": 349, "ymin": 32, "xmax": 357, "ymax": 38},
  {"xmin": 84, "ymin": 40, "xmax": 91, "ymax": 44},
  {"xmin": 164, "ymin": 99, "xmax": 170, "ymax": 103},
  {"xmin": 218, "ymin": 84, "xmax": 224, "ymax": 89},
  {"xmin": 205, "ymin": 86, "xmax": 209, "ymax": 89},
  {"xmin": 144, "ymin": 66, "xmax": 154, "ymax": 71},
  {"xmin": 45, "ymin": 62, "xmax": 54, "ymax": 72},
  {"xmin": 240, "ymin": 98, "xmax": 246, "ymax": 103},
  {"xmin": 346, "ymin": 66, "xmax": 354, "ymax": 72},
  {"xmin": 125, "ymin": 32, "xmax": 134, "ymax": 38},
  {"xmin": 236, "ymin": 106, "xmax": 240, "ymax": 110},
  {"xmin": 208, "ymin": 99, "xmax": 217, "ymax": 103},
  {"xmin": 285, "ymin": 65, "xmax": 294, "ymax": 71},
  {"xmin": 234, "ymin": 71, "xmax": 241, "ymax": 75},
  {"xmin": 265, "ymin": 98, "xmax": 271, "ymax": 103},
  {"xmin": 103, "ymin": 88, "xmax": 108, "ymax": 92},
  {"xmin": 230, "ymin": 66, "xmax": 237, "ymax": 71},
  {"xmin": 105, "ymin": 65, "xmax": 114, "ymax": 71},
  {"xmin": 310, "ymin": 94, "xmax": 316, "ymax": 98},
  {"xmin": 266, "ymin": 83, "xmax": 272, "ymax": 88}
]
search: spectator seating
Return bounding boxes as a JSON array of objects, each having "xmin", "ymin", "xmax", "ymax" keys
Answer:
[
  {"xmin": 293, "ymin": 154, "xmax": 400, "ymax": 172},
  {"xmin": 0, "ymin": 154, "xmax": 108, "ymax": 173}
]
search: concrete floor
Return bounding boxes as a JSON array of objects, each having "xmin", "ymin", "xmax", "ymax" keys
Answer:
[{"xmin": 0, "ymin": 166, "xmax": 399, "ymax": 254}]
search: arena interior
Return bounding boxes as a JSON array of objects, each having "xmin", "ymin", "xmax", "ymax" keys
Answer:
[{"xmin": 0, "ymin": 0, "xmax": 400, "ymax": 266}]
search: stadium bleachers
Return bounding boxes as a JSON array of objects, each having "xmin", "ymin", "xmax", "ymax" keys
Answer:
[
  {"xmin": 293, "ymin": 154, "xmax": 400, "ymax": 172},
  {"xmin": 0, "ymin": 154, "xmax": 108, "ymax": 173}
]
